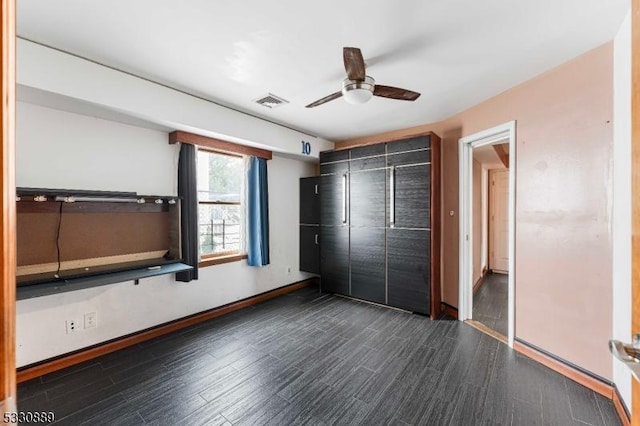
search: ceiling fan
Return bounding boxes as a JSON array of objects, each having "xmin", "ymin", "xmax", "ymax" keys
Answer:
[{"xmin": 306, "ymin": 47, "xmax": 421, "ymax": 108}]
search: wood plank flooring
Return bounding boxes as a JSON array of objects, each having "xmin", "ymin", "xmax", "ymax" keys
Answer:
[
  {"xmin": 474, "ymin": 272, "xmax": 509, "ymax": 337},
  {"xmin": 18, "ymin": 285, "xmax": 620, "ymax": 425}
]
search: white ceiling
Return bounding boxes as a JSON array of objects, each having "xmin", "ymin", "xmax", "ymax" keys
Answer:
[{"xmin": 17, "ymin": 0, "xmax": 628, "ymax": 141}]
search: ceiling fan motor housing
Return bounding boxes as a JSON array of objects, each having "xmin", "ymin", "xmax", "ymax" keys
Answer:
[{"xmin": 342, "ymin": 76, "xmax": 375, "ymax": 104}]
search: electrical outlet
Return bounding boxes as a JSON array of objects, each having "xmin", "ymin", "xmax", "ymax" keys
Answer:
[
  {"xmin": 84, "ymin": 312, "xmax": 97, "ymax": 329},
  {"xmin": 286, "ymin": 266, "xmax": 291, "ymax": 274},
  {"xmin": 65, "ymin": 319, "xmax": 78, "ymax": 334}
]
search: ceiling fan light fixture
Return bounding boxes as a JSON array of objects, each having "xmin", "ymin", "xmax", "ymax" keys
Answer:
[{"xmin": 342, "ymin": 76, "xmax": 375, "ymax": 104}]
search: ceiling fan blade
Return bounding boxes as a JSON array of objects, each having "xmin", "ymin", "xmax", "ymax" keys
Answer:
[
  {"xmin": 306, "ymin": 91, "xmax": 343, "ymax": 108},
  {"xmin": 343, "ymin": 47, "xmax": 366, "ymax": 81},
  {"xmin": 373, "ymin": 85, "xmax": 421, "ymax": 101}
]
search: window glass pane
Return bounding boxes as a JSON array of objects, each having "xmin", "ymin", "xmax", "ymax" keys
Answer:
[
  {"xmin": 197, "ymin": 151, "xmax": 243, "ymax": 203},
  {"xmin": 198, "ymin": 204, "xmax": 242, "ymax": 255}
]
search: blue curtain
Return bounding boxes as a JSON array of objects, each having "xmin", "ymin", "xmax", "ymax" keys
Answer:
[{"xmin": 247, "ymin": 157, "xmax": 270, "ymax": 266}]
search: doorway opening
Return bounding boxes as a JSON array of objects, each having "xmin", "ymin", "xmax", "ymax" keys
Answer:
[{"xmin": 458, "ymin": 121, "xmax": 515, "ymax": 346}]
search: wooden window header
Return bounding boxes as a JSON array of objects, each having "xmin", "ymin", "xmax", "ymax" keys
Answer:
[{"xmin": 169, "ymin": 130, "xmax": 272, "ymax": 160}]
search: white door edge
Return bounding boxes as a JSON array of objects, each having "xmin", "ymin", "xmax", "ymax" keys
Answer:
[{"xmin": 458, "ymin": 121, "xmax": 516, "ymax": 347}]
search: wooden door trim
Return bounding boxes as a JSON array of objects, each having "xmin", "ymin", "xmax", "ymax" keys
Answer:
[
  {"xmin": 632, "ymin": 0, "xmax": 640, "ymax": 424},
  {"xmin": 0, "ymin": 0, "xmax": 16, "ymax": 416}
]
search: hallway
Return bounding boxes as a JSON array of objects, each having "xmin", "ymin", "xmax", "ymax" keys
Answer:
[{"xmin": 474, "ymin": 272, "xmax": 509, "ymax": 337}]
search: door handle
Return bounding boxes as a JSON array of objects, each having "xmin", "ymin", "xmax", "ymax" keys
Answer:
[
  {"xmin": 315, "ymin": 184, "xmax": 318, "ymax": 195},
  {"xmin": 389, "ymin": 166, "xmax": 395, "ymax": 227},
  {"xmin": 342, "ymin": 174, "xmax": 347, "ymax": 224},
  {"xmin": 315, "ymin": 234, "xmax": 318, "ymax": 245},
  {"xmin": 609, "ymin": 334, "xmax": 640, "ymax": 381}
]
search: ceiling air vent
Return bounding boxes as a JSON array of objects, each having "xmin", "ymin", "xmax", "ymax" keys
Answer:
[{"xmin": 254, "ymin": 93, "xmax": 289, "ymax": 109}]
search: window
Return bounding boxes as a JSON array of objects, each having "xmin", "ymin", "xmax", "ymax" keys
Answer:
[{"xmin": 197, "ymin": 149, "xmax": 245, "ymax": 258}]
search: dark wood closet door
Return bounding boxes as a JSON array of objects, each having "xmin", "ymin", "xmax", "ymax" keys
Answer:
[
  {"xmin": 350, "ymin": 169, "xmax": 386, "ymax": 228},
  {"xmin": 300, "ymin": 177, "xmax": 320, "ymax": 225},
  {"xmin": 320, "ymin": 226, "xmax": 349, "ymax": 295},
  {"xmin": 390, "ymin": 164, "xmax": 430, "ymax": 229},
  {"xmin": 350, "ymin": 227, "xmax": 385, "ymax": 304},
  {"xmin": 299, "ymin": 225, "xmax": 319, "ymax": 274},
  {"xmin": 320, "ymin": 173, "xmax": 348, "ymax": 226},
  {"xmin": 387, "ymin": 228, "xmax": 430, "ymax": 314}
]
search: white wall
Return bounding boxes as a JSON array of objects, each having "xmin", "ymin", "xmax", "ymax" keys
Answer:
[
  {"xmin": 612, "ymin": 11, "xmax": 632, "ymax": 409},
  {"xmin": 17, "ymin": 39, "xmax": 334, "ymax": 159},
  {"xmin": 17, "ymin": 102, "xmax": 177, "ymax": 195},
  {"xmin": 16, "ymin": 102, "xmax": 316, "ymax": 367}
]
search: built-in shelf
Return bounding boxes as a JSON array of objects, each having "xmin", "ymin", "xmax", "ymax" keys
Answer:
[
  {"xmin": 17, "ymin": 261, "xmax": 192, "ymax": 300},
  {"xmin": 16, "ymin": 187, "xmax": 187, "ymax": 300}
]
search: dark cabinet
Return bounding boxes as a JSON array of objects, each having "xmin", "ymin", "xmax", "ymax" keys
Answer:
[
  {"xmin": 350, "ymin": 227, "xmax": 386, "ymax": 304},
  {"xmin": 387, "ymin": 229, "xmax": 430, "ymax": 314},
  {"xmin": 300, "ymin": 177, "xmax": 320, "ymax": 274},
  {"xmin": 300, "ymin": 177, "xmax": 320, "ymax": 225},
  {"xmin": 320, "ymin": 226, "xmax": 349, "ymax": 295},
  {"xmin": 308, "ymin": 134, "xmax": 441, "ymax": 318},
  {"xmin": 320, "ymin": 173, "xmax": 348, "ymax": 226},
  {"xmin": 300, "ymin": 225, "xmax": 320, "ymax": 274},
  {"xmin": 391, "ymin": 164, "xmax": 430, "ymax": 229},
  {"xmin": 350, "ymin": 169, "xmax": 386, "ymax": 228}
]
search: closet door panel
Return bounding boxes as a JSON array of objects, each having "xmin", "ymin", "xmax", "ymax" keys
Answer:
[
  {"xmin": 390, "ymin": 164, "xmax": 430, "ymax": 229},
  {"xmin": 350, "ymin": 227, "xmax": 385, "ymax": 304},
  {"xmin": 300, "ymin": 225, "xmax": 320, "ymax": 274},
  {"xmin": 300, "ymin": 177, "xmax": 320, "ymax": 225},
  {"xmin": 387, "ymin": 136, "xmax": 430, "ymax": 154},
  {"xmin": 320, "ymin": 226, "xmax": 349, "ymax": 295},
  {"xmin": 350, "ymin": 144, "xmax": 386, "ymax": 171},
  {"xmin": 387, "ymin": 229, "xmax": 430, "ymax": 314},
  {"xmin": 350, "ymin": 169, "xmax": 386, "ymax": 228},
  {"xmin": 320, "ymin": 174, "xmax": 348, "ymax": 226}
]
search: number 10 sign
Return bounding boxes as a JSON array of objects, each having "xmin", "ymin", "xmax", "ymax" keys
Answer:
[{"xmin": 301, "ymin": 141, "xmax": 311, "ymax": 155}]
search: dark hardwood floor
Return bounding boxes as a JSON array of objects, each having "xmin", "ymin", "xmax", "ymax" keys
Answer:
[
  {"xmin": 18, "ymin": 285, "xmax": 620, "ymax": 425},
  {"xmin": 474, "ymin": 272, "xmax": 509, "ymax": 337}
]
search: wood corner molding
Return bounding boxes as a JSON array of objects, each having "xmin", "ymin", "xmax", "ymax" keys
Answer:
[
  {"xmin": 613, "ymin": 385, "xmax": 631, "ymax": 426},
  {"xmin": 169, "ymin": 130, "xmax": 272, "ymax": 160},
  {"xmin": 441, "ymin": 302, "xmax": 458, "ymax": 320},
  {"xmin": 513, "ymin": 339, "xmax": 613, "ymax": 399}
]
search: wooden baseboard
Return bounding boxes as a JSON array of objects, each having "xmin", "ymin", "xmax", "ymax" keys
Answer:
[
  {"xmin": 514, "ymin": 338, "xmax": 632, "ymax": 426},
  {"xmin": 613, "ymin": 384, "xmax": 631, "ymax": 426},
  {"xmin": 473, "ymin": 272, "xmax": 488, "ymax": 294},
  {"xmin": 513, "ymin": 338, "xmax": 613, "ymax": 398},
  {"xmin": 441, "ymin": 302, "xmax": 458, "ymax": 320},
  {"xmin": 17, "ymin": 278, "xmax": 318, "ymax": 383}
]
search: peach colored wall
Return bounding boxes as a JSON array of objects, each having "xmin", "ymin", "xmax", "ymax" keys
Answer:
[{"xmin": 337, "ymin": 42, "xmax": 614, "ymax": 379}]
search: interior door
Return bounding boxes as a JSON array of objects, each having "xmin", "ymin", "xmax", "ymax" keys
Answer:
[{"xmin": 489, "ymin": 169, "xmax": 509, "ymax": 273}]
